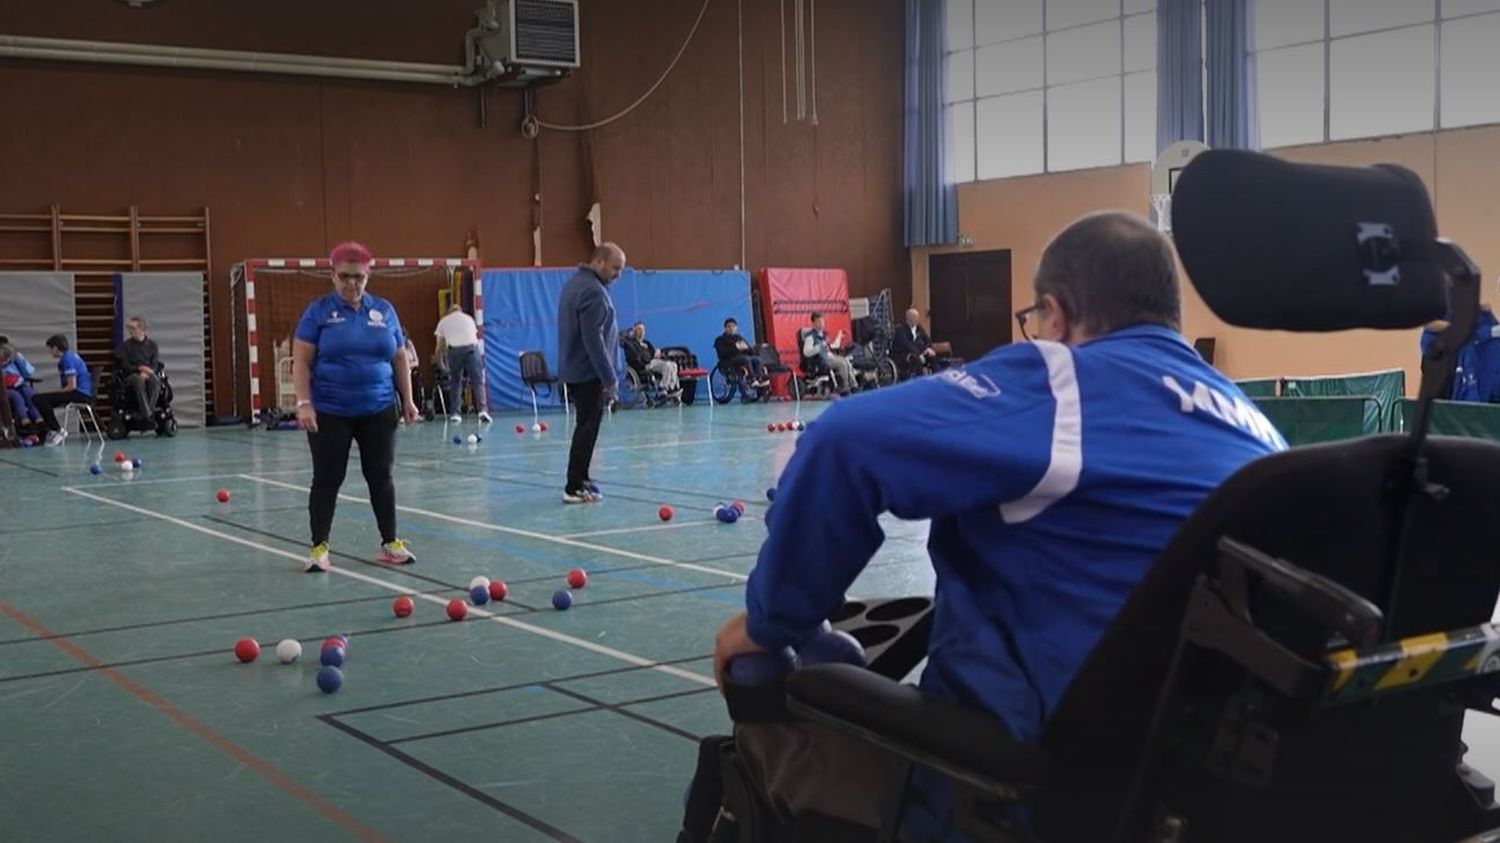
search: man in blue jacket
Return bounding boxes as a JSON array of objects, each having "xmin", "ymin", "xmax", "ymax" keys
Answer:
[
  {"xmin": 708, "ymin": 211, "xmax": 1287, "ymax": 838},
  {"xmin": 557, "ymin": 243, "xmax": 625, "ymax": 503}
]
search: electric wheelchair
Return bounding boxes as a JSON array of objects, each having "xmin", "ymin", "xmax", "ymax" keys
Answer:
[
  {"xmin": 681, "ymin": 151, "xmax": 1500, "ymax": 843},
  {"xmin": 106, "ymin": 362, "xmax": 176, "ymax": 439}
]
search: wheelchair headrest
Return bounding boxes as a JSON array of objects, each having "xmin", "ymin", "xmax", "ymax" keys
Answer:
[{"xmin": 1171, "ymin": 149, "xmax": 1448, "ymax": 332}]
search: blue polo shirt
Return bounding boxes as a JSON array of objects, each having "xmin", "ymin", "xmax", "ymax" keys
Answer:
[
  {"xmin": 294, "ymin": 291, "xmax": 405, "ymax": 417},
  {"xmin": 58, "ymin": 350, "xmax": 92, "ymax": 397}
]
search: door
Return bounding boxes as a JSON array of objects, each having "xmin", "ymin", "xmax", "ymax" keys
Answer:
[{"xmin": 927, "ymin": 250, "xmax": 1012, "ymax": 362}]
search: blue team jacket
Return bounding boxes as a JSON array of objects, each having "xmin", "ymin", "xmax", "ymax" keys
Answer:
[{"xmin": 745, "ymin": 325, "xmax": 1286, "ymax": 837}]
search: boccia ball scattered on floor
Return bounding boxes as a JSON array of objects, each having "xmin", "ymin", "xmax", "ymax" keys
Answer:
[
  {"xmin": 470, "ymin": 585, "xmax": 490, "ymax": 605},
  {"xmin": 732, "ymin": 500, "xmax": 746, "ymax": 514},
  {"xmin": 233, "ymin": 637, "xmax": 260, "ymax": 663},
  {"xmin": 766, "ymin": 488, "xmax": 776, "ymax": 501},
  {"xmin": 488, "ymin": 580, "xmax": 507, "ymax": 601},
  {"xmin": 392, "ymin": 595, "xmax": 414, "ymax": 617},
  {"xmin": 113, "ymin": 451, "xmax": 125, "ymax": 463},
  {"xmin": 89, "ymin": 464, "xmax": 101, "ymax": 475},
  {"xmin": 452, "ymin": 435, "xmax": 463, "ymax": 444},
  {"xmin": 538, "ymin": 421, "xmax": 548, "ymax": 431},
  {"xmin": 320, "ymin": 646, "xmax": 346, "ymax": 668},
  {"xmin": 317, "ymin": 666, "xmax": 343, "ymax": 694},
  {"xmin": 566, "ymin": 568, "xmax": 587, "ymax": 589},
  {"xmin": 552, "ymin": 590, "xmax": 573, "ymax": 610},
  {"xmin": 446, "ymin": 599, "xmax": 468, "ymax": 621},
  {"xmin": 216, "ymin": 489, "xmax": 230, "ymax": 503},
  {"xmin": 658, "ymin": 505, "xmax": 674, "ymax": 522},
  {"xmin": 515, "ymin": 424, "xmax": 525, "ymax": 434},
  {"xmin": 466, "ymin": 434, "xmax": 478, "ymax": 445},
  {"xmin": 469, "ymin": 575, "xmax": 490, "ymax": 591},
  {"xmin": 276, "ymin": 639, "xmax": 302, "ymax": 664}
]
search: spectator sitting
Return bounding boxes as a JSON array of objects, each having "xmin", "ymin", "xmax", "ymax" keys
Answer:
[
  {"xmin": 712, "ymin": 318, "xmax": 768, "ymax": 389},
  {"xmin": 798, "ymin": 312, "xmax": 857, "ymax": 395},
  {"xmin": 890, "ymin": 308, "xmax": 953, "ymax": 377},
  {"xmin": 0, "ymin": 342, "xmax": 40, "ymax": 434},
  {"xmin": 32, "ymin": 334, "xmax": 93, "ymax": 447},
  {"xmin": 115, "ymin": 316, "xmax": 162, "ymax": 430},
  {"xmin": 623, "ymin": 322, "xmax": 682, "ymax": 399}
]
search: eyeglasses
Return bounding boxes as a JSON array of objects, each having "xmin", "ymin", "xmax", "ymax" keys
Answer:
[
  {"xmin": 335, "ymin": 271, "xmax": 368, "ymax": 283},
  {"xmin": 1015, "ymin": 304, "xmax": 1043, "ymax": 341}
]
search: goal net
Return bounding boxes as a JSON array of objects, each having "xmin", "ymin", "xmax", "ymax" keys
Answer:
[{"xmin": 237, "ymin": 258, "xmax": 483, "ymax": 423}]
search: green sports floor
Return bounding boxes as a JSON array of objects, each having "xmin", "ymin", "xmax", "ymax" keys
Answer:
[{"xmin": 0, "ymin": 403, "xmax": 935, "ymax": 843}]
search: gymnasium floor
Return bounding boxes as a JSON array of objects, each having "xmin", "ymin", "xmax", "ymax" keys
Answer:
[{"xmin": 0, "ymin": 402, "xmax": 933, "ymax": 843}]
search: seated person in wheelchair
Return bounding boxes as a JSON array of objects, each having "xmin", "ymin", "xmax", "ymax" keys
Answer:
[
  {"xmin": 714, "ymin": 318, "xmax": 769, "ymax": 388},
  {"xmin": 32, "ymin": 334, "xmax": 94, "ymax": 447},
  {"xmin": 623, "ymin": 321, "xmax": 682, "ymax": 398},
  {"xmin": 115, "ymin": 315, "xmax": 163, "ymax": 430},
  {"xmin": 891, "ymin": 308, "xmax": 953, "ymax": 377},
  {"xmin": 1, "ymin": 341, "xmax": 41, "ymax": 435},
  {"xmin": 799, "ymin": 312, "xmax": 858, "ymax": 395},
  {"xmin": 700, "ymin": 212, "xmax": 1287, "ymax": 839}
]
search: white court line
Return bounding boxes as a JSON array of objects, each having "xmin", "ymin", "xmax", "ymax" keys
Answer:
[
  {"xmin": 237, "ymin": 473, "xmax": 751, "ymax": 583},
  {"xmin": 563, "ymin": 516, "xmax": 762, "ymax": 539},
  {"xmin": 60, "ymin": 486, "xmax": 716, "ymax": 688},
  {"xmin": 87, "ymin": 467, "xmax": 320, "ymax": 487},
  {"xmin": 446, "ymin": 433, "xmax": 774, "ymax": 464}
]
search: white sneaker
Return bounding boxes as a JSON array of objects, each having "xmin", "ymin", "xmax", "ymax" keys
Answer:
[
  {"xmin": 304, "ymin": 543, "xmax": 331, "ymax": 573},
  {"xmin": 43, "ymin": 431, "xmax": 66, "ymax": 447},
  {"xmin": 478, "ymin": 412, "xmax": 492, "ymax": 424}
]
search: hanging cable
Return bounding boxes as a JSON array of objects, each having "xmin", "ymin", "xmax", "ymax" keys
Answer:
[
  {"xmin": 532, "ymin": 0, "xmax": 713, "ymax": 132},
  {"xmin": 809, "ymin": 0, "xmax": 818, "ymax": 126}
]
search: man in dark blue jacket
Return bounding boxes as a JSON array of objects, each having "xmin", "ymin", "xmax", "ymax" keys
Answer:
[
  {"xmin": 708, "ymin": 212, "xmax": 1286, "ymax": 838},
  {"xmin": 557, "ymin": 243, "xmax": 625, "ymax": 503}
]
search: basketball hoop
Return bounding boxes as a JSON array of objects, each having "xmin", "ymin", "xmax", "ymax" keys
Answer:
[{"xmin": 1150, "ymin": 140, "xmax": 1210, "ymax": 240}]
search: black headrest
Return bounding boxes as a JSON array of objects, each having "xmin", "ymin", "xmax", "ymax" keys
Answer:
[{"xmin": 1171, "ymin": 149, "xmax": 1448, "ymax": 331}]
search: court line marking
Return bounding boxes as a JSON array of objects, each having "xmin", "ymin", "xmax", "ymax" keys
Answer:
[
  {"xmin": 445, "ymin": 432, "xmax": 772, "ymax": 463},
  {"xmin": 561, "ymin": 517, "xmax": 762, "ymax": 539},
  {"xmin": 235, "ymin": 473, "xmax": 750, "ymax": 583},
  {"xmin": 0, "ymin": 598, "xmax": 396, "ymax": 843},
  {"xmin": 61, "ymin": 487, "xmax": 716, "ymax": 689}
]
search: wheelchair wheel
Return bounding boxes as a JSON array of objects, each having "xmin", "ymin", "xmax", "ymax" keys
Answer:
[
  {"xmin": 876, "ymin": 357, "xmax": 898, "ymax": 387},
  {"xmin": 107, "ymin": 419, "xmax": 128, "ymax": 440},
  {"xmin": 157, "ymin": 416, "xmax": 177, "ymax": 438},
  {"xmin": 709, "ymin": 365, "xmax": 738, "ymax": 404},
  {"xmin": 618, "ymin": 368, "xmax": 644, "ymax": 409}
]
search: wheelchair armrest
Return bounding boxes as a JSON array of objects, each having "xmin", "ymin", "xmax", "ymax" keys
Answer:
[
  {"xmin": 785, "ymin": 664, "xmax": 1051, "ymax": 799},
  {"xmin": 1217, "ymin": 537, "xmax": 1384, "ymax": 650}
]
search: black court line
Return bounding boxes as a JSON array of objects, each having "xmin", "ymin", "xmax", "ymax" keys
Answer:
[
  {"xmin": 576, "ymin": 581, "xmax": 742, "ymax": 609},
  {"xmin": 318, "ymin": 715, "xmax": 583, "ymax": 843},
  {"xmin": 0, "ymin": 587, "xmax": 455, "ymax": 649},
  {"xmin": 546, "ymin": 684, "xmax": 704, "ymax": 743},
  {"xmin": 0, "ymin": 517, "xmax": 141, "ymax": 536},
  {"xmin": 325, "ymin": 652, "xmax": 713, "ymax": 716},
  {"xmin": 395, "ymin": 458, "xmax": 691, "ymax": 510},
  {"xmin": 200, "ymin": 515, "xmax": 545, "ymax": 611},
  {"xmin": 0, "ymin": 617, "xmax": 459, "ymax": 685},
  {"xmin": 384, "ymin": 685, "xmax": 716, "ymax": 746},
  {"xmin": 0, "ymin": 456, "xmax": 62, "ymax": 477}
]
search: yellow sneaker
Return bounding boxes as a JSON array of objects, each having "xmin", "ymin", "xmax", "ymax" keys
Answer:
[
  {"xmin": 377, "ymin": 538, "xmax": 415, "ymax": 565},
  {"xmin": 304, "ymin": 543, "xmax": 331, "ymax": 573}
]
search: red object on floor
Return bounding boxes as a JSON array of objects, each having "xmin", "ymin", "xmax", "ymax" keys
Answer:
[
  {"xmin": 567, "ymin": 568, "xmax": 588, "ymax": 589},
  {"xmin": 446, "ymin": 599, "xmax": 467, "ymax": 621}
]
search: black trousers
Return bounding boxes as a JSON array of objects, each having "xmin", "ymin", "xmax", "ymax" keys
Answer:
[
  {"xmin": 307, "ymin": 404, "xmax": 398, "ymax": 546},
  {"xmin": 33, "ymin": 389, "xmax": 88, "ymax": 433},
  {"xmin": 566, "ymin": 379, "xmax": 605, "ymax": 492}
]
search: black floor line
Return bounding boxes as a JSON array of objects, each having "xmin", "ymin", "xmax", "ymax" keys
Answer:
[
  {"xmin": 385, "ymin": 685, "xmax": 716, "ymax": 746},
  {"xmin": 325, "ymin": 652, "xmax": 712, "ymax": 716},
  {"xmin": 545, "ymin": 683, "xmax": 703, "ymax": 743},
  {"xmin": 0, "ymin": 517, "xmax": 142, "ymax": 536},
  {"xmin": 0, "ymin": 456, "xmax": 61, "ymax": 477},
  {"xmin": 317, "ymin": 715, "xmax": 584, "ymax": 843},
  {"xmin": 0, "ymin": 588, "xmax": 453, "ymax": 649}
]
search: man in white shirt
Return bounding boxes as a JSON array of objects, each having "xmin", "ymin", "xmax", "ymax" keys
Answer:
[{"xmin": 433, "ymin": 304, "xmax": 490, "ymax": 423}]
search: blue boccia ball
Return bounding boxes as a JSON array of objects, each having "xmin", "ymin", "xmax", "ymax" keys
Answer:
[
  {"xmin": 726, "ymin": 647, "xmax": 799, "ymax": 686},
  {"xmin": 316, "ymin": 665, "xmax": 343, "ymax": 694},
  {"xmin": 320, "ymin": 646, "xmax": 346, "ymax": 668},
  {"xmin": 552, "ymin": 589, "xmax": 573, "ymax": 611},
  {"xmin": 90, "ymin": 463, "xmax": 101, "ymax": 474},
  {"xmin": 470, "ymin": 584, "xmax": 490, "ymax": 605},
  {"xmin": 766, "ymin": 487, "xmax": 776, "ymax": 501},
  {"xmin": 453, "ymin": 435, "xmax": 463, "ymax": 444}
]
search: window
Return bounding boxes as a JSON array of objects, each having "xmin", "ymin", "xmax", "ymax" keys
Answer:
[
  {"xmin": 944, "ymin": 0, "xmax": 1158, "ymax": 182},
  {"xmin": 1254, "ymin": 1, "xmax": 1500, "ymax": 148}
]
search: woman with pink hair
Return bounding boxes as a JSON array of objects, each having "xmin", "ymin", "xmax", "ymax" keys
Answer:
[{"xmin": 291, "ymin": 242, "xmax": 420, "ymax": 572}]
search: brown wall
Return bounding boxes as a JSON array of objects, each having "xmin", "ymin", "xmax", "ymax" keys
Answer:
[
  {"xmin": 0, "ymin": 0, "xmax": 906, "ymax": 417},
  {"xmin": 915, "ymin": 124, "xmax": 1500, "ymax": 397}
]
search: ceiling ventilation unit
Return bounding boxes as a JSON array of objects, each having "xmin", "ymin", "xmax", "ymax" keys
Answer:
[{"xmin": 467, "ymin": 0, "xmax": 579, "ymax": 86}]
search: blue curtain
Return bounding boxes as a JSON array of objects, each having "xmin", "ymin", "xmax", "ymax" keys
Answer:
[
  {"xmin": 1205, "ymin": 0, "xmax": 1259, "ymax": 150},
  {"xmin": 904, "ymin": 0, "xmax": 957, "ymax": 247},
  {"xmin": 1156, "ymin": 0, "xmax": 1205, "ymax": 155}
]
